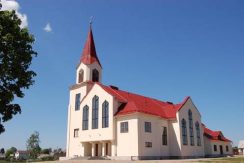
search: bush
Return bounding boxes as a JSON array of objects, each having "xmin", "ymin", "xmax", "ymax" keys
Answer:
[{"xmin": 41, "ymin": 156, "xmax": 54, "ymax": 161}]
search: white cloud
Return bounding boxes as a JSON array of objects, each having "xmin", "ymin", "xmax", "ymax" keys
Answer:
[
  {"xmin": 0, "ymin": 0, "xmax": 28, "ymax": 28},
  {"xmin": 43, "ymin": 23, "xmax": 52, "ymax": 32}
]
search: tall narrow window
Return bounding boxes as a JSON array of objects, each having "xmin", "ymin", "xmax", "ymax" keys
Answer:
[
  {"xmin": 188, "ymin": 110, "xmax": 194, "ymax": 146},
  {"xmin": 195, "ymin": 122, "xmax": 201, "ymax": 146},
  {"xmin": 182, "ymin": 119, "xmax": 188, "ymax": 145},
  {"xmin": 92, "ymin": 95, "xmax": 99, "ymax": 129},
  {"xmin": 162, "ymin": 127, "xmax": 167, "ymax": 145},
  {"xmin": 102, "ymin": 101, "xmax": 109, "ymax": 128},
  {"xmin": 82, "ymin": 105, "xmax": 89, "ymax": 130},
  {"xmin": 145, "ymin": 122, "xmax": 152, "ymax": 133},
  {"xmin": 78, "ymin": 70, "xmax": 84, "ymax": 83},
  {"xmin": 75, "ymin": 93, "xmax": 81, "ymax": 111},
  {"xmin": 92, "ymin": 69, "xmax": 99, "ymax": 82}
]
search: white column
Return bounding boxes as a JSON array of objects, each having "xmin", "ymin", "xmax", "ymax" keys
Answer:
[
  {"xmin": 91, "ymin": 143, "xmax": 95, "ymax": 157},
  {"xmin": 102, "ymin": 142, "xmax": 106, "ymax": 156},
  {"xmin": 111, "ymin": 141, "xmax": 117, "ymax": 156}
]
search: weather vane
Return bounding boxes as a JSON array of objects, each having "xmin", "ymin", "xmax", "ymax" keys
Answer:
[{"xmin": 89, "ymin": 16, "xmax": 94, "ymax": 25}]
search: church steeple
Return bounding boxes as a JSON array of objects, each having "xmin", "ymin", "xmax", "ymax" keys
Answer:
[
  {"xmin": 76, "ymin": 24, "xmax": 102, "ymax": 84},
  {"xmin": 80, "ymin": 25, "xmax": 102, "ymax": 67}
]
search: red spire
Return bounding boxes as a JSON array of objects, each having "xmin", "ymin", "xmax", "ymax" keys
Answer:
[{"xmin": 80, "ymin": 25, "xmax": 102, "ymax": 67}]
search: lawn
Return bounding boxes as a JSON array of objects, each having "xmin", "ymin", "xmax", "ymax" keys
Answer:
[{"xmin": 198, "ymin": 156, "xmax": 244, "ymax": 162}]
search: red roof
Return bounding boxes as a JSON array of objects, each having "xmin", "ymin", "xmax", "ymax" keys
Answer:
[
  {"xmin": 202, "ymin": 124, "xmax": 231, "ymax": 142},
  {"xmin": 80, "ymin": 25, "xmax": 102, "ymax": 67},
  {"xmin": 97, "ymin": 83, "xmax": 189, "ymax": 119}
]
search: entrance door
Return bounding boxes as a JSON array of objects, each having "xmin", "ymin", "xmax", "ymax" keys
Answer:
[
  {"xmin": 219, "ymin": 145, "xmax": 223, "ymax": 155},
  {"xmin": 95, "ymin": 144, "xmax": 98, "ymax": 156},
  {"xmin": 105, "ymin": 143, "xmax": 108, "ymax": 156}
]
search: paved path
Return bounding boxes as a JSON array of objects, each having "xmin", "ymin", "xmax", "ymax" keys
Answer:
[{"xmin": 41, "ymin": 158, "xmax": 211, "ymax": 163}]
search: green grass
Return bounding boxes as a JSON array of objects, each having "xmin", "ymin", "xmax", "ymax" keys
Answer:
[{"xmin": 198, "ymin": 157, "xmax": 244, "ymax": 162}]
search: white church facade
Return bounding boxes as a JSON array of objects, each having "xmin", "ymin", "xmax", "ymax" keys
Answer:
[{"xmin": 65, "ymin": 25, "xmax": 232, "ymax": 160}]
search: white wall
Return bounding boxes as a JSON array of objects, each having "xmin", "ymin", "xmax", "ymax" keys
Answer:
[
  {"xmin": 116, "ymin": 114, "xmax": 139, "ymax": 157},
  {"xmin": 177, "ymin": 98, "xmax": 205, "ymax": 157},
  {"xmin": 137, "ymin": 113, "xmax": 169, "ymax": 157},
  {"xmin": 204, "ymin": 137, "xmax": 232, "ymax": 156},
  {"xmin": 76, "ymin": 62, "xmax": 102, "ymax": 83},
  {"xmin": 67, "ymin": 85, "xmax": 87, "ymax": 157}
]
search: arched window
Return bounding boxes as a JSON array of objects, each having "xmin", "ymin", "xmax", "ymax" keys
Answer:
[
  {"xmin": 78, "ymin": 69, "xmax": 84, "ymax": 83},
  {"xmin": 102, "ymin": 101, "xmax": 109, "ymax": 128},
  {"xmin": 82, "ymin": 105, "xmax": 89, "ymax": 130},
  {"xmin": 188, "ymin": 110, "xmax": 194, "ymax": 146},
  {"xmin": 195, "ymin": 121, "xmax": 201, "ymax": 146},
  {"xmin": 92, "ymin": 95, "xmax": 99, "ymax": 129},
  {"xmin": 92, "ymin": 69, "xmax": 99, "ymax": 82},
  {"xmin": 182, "ymin": 119, "xmax": 188, "ymax": 145}
]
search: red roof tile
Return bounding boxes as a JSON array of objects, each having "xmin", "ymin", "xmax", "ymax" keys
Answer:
[
  {"xmin": 202, "ymin": 124, "xmax": 231, "ymax": 142},
  {"xmin": 80, "ymin": 25, "xmax": 102, "ymax": 67},
  {"xmin": 97, "ymin": 83, "xmax": 189, "ymax": 119}
]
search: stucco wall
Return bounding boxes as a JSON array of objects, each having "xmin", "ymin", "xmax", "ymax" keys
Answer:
[
  {"xmin": 204, "ymin": 137, "xmax": 232, "ymax": 156},
  {"xmin": 116, "ymin": 114, "xmax": 139, "ymax": 157},
  {"xmin": 177, "ymin": 98, "xmax": 205, "ymax": 157},
  {"xmin": 67, "ymin": 84, "xmax": 115, "ymax": 157},
  {"xmin": 67, "ymin": 85, "xmax": 87, "ymax": 157},
  {"xmin": 137, "ymin": 113, "xmax": 169, "ymax": 157},
  {"xmin": 76, "ymin": 62, "xmax": 102, "ymax": 84}
]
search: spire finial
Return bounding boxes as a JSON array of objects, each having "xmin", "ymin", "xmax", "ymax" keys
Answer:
[{"xmin": 89, "ymin": 16, "xmax": 94, "ymax": 27}]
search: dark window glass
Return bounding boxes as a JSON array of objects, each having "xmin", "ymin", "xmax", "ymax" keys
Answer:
[
  {"xmin": 102, "ymin": 101, "xmax": 109, "ymax": 128},
  {"xmin": 74, "ymin": 129, "xmax": 79, "ymax": 138},
  {"xmin": 75, "ymin": 93, "xmax": 81, "ymax": 111},
  {"xmin": 82, "ymin": 105, "xmax": 89, "ymax": 130},
  {"xmin": 145, "ymin": 122, "xmax": 151, "ymax": 133},
  {"xmin": 226, "ymin": 145, "xmax": 229, "ymax": 152},
  {"xmin": 145, "ymin": 142, "xmax": 152, "ymax": 148},
  {"xmin": 92, "ymin": 95, "xmax": 99, "ymax": 129},
  {"xmin": 120, "ymin": 122, "xmax": 128, "ymax": 133},
  {"xmin": 92, "ymin": 69, "xmax": 99, "ymax": 82},
  {"xmin": 162, "ymin": 127, "xmax": 167, "ymax": 145},
  {"xmin": 78, "ymin": 70, "xmax": 84, "ymax": 83},
  {"xmin": 182, "ymin": 119, "xmax": 188, "ymax": 145},
  {"xmin": 195, "ymin": 122, "xmax": 201, "ymax": 146},
  {"xmin": 214, "ymin": 145, "xmax": 217, "ymax": 151},
  {"xmin": 188, "ymin": 110, "xmax": 194, "ymax": 146}
]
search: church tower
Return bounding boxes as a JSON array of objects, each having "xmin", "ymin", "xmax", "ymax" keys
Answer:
[{"xmin": 76, "ymin": 24, "xmax": 102, "ymax": 84}]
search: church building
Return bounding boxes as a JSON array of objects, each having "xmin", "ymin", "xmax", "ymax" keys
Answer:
[{"xmin": 65, "ymin": 25, "xmax": 232, "ymax": 160}]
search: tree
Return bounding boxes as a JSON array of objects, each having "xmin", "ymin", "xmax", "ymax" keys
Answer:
[
  {"xmin": 0, "ymin": 10, "xmax": 37, "ymax": 134},
  {"xmin": 0, "ymin": 148, "xmax": 5, "ymax": 154},
  {"xmin": 5, "ymin": 147, "xmax": 17, "ymax": 158},
  {"xmin": 26, "ymin": 131, "xmax": 41, "ymax": 159},
  {"xmin": 41, "ymin": 148, "xmax": 50, "ymax": 155}
]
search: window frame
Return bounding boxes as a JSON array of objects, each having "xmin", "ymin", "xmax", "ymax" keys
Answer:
[
  {"xmin": 214, "ymin": 145, "xmax": 217, "ymax": 151},
  {"xmin": 102, "ymin": 101, "xmax": 109, "ymax": 128},
  {"xmin": 82, "ymin": 105, "xmax": 89, "ymax": 130},
  {"xmin": 75, "ymin": 93, "xmax": 81, "ymax": 111},
  {"xmin": 92, "ymin": 95, "xmax": 99, "ymax": 129},
  {"xmin": 120, "ymin": 121, "xmax": 128, "ymax": 133},
  {"xmin": 144, "ymin": 122, "xmax": 152, "ymax": 133},
  {"xmin": 74, "ymin": 129, "xmax": 79, "ymax": 138},
  {"xmin": 188, "ymin": 110, "xmax": 194, "ymax": 146},
  {"xmin": 195, "ymin": 121, "xmax": 201, "ymax": 146},
  {"xmin": 145, "ymin": 142, "xmax": 152, "ymax": 148},
  {"xmin": 162, "ymin": 126, "xmax": 167, "ymax": 145},
  {"xmin": 182, "ymin": 119, "xmax": 188, "ymax": 145}
]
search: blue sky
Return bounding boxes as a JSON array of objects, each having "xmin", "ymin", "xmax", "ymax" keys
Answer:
[{"xmin": 0, "ymin": 0, "xmax": 243, "ymax": 150}]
